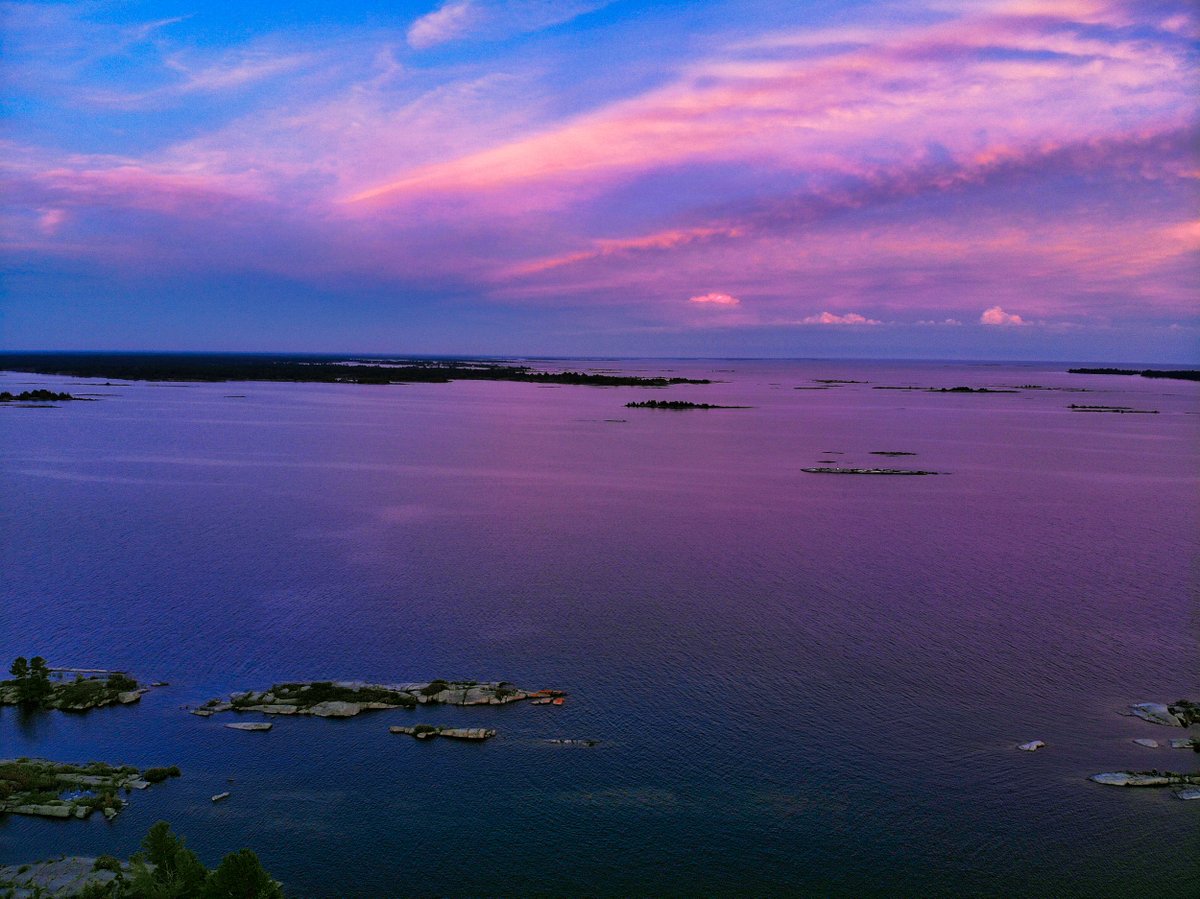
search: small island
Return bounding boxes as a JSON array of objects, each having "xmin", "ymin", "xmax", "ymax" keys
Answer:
[
  {"xmin": 624, "ymin": 400, "xmax": 745, "ymax": 410},
  {"xmin": 1, "ymin": 658, "xmax": 146, "ymax": 711},
  {"xmin": 0, "ymin": 389, "xmax": 80, "ymax": 403},
  {"xmin": 192, "ymin": 680, "xmax": 561, "ymax": 718},
  {"xmin": 1068, "ymin": 404, "xmax": 1158, "ymax": 414},
  {"xmin": 389, "ymin": 725, "xmax": 496, "ymax": 741},
  {"xmin": 0, "ymin": 759, "xmax": 179, "ymax": 821},
  {"xmin": 801, "ymin": 467, "xmax": 940, "ymax": 475},
  {"xmin": 1068, "ymin": 368, "xmax": 1200, "ymax": 381},
  {"xmin": 872, "ymin": 386, "xmax": 1018, "ymax": 393}
]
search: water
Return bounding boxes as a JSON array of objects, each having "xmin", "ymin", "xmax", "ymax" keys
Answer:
[{"xmin": 1, "ymin": 359, "xmax": 1197, "ymax": 896}]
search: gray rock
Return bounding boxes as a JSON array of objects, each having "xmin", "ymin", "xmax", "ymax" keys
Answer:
[
  {"xmin": 439, "ymin": 727, "xmax": 495, "ymax": 740},
  {"xmin": 1130, "ymin": 702, "xmax": 1184, "ymax": 727},
  {"xmin": 257, "ymin": 704, "xmax": 299, "ymax": 715},
  {"xmin": 190, "ymin": 708, "xmax": 214, "ymax": 717},
  {"xmin": 225, "ymin": 722, "xmax": 272, "ymax": 731},
  {"xmin": 10, "ymin": 804, "xmax": 73, "ymax": 818},
  {"xmin": 309, "ymin": 700, "xmax": 361, "ymax": 717},
  {"xmin": 1169, "ymin": 738, "xmax": 1197, "ymax": 749},
  {"xmin": 211, "ymin": 791, "xmax": 231, "ymax": 802},
  {"xmin": 1176, "ymin": 788, "xmax": 1200, "ymax": 801},
  {"xmin": 1090, "ymin": 772, "xmax": 1172, "ymax": 787},
  {"xmin": 118, "ymin": 690, "xmax": 142, "ymax": 704},
  {"xmin": 1017, "ymin": 740, "xmax": 1045, "ymax": 752},
  {"xmin": 1132, "ymin": 738, "xmax": 1160, "ymax": 748},
  {"xmin": 128, "ymin": 779, "xmax": 150, "ymax": 790}
]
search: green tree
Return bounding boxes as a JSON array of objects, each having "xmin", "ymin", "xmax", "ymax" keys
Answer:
[
  {"xmin": 25, "ymin": 656, "xmax": 52, "ymax": 703},
  {"xmin": 128, "ymin": 821, "xmax": 210, "ymax": 898},
  {"xmin": 9, "ymin": 656, "xmax": 28, "ymax": 680},
  {"xmin": 204, "ymin": 850, "xmax": 284, "ymax": 899}
]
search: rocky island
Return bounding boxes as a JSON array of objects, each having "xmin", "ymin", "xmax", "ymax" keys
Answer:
[
  {"xmin": 1, "ymin": 658, "xmax": 147, "ymax": 711},
  {"xmin": 0, "ymin": 390, "xmax": 80, "ymax": 403},
  {"xmin": 0, "ymin": 759, "xmax": 179, "ymax": 821},
  {"xmin": 390, "ymin": 725, "xmax": 496, "ymax": 740},
  {"xmin": 192, "ymin": 680, "xmax": 561, "ymax": 718},
  {"xmin": 624, "ymin": 400, "xmax": 745, "ymax": 410}
]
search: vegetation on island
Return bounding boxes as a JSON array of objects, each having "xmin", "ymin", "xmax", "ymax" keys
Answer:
[
  {"xmin": 0, "ymin": 353, "xmax": 710, "ymax": 388},
  {"xmin": 0, "ymin": 821, "xmax": 282, "ymax": 898},
  {"xmin": 0, "ymin": 759, "xmax": 179, "ymax": 822},
  {"xmin": 1068, "ymin": 368, "xmax": 1200, "ymax": 381},
  {"xmin": 624, "ymin": 400, "xmax": 744, "ymax": 409},
  {"xmin": 0, "ymin": 389, "xmax": 78, "ymax": 402},
  {"xmin": 2, "ymin": 658, "xmax": 142, "ymax": 711}
]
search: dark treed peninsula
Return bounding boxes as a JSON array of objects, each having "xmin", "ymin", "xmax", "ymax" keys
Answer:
[
  {"xmin": 0, "ymin": 353, "xmax": 710, "ymax": 387},
  {"xmin": 1067, "ymin": 368, "xmax": 1200, "ymax": 381}
]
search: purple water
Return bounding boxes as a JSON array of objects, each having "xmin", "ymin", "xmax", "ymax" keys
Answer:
[{"xmin": 1, "ymin": 359, "xmax": 1197, "ymax": 896}]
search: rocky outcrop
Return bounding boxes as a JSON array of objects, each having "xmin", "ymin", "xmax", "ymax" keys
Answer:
[
  {"xmin": 0, "ymin": 856, "xmax": 131, "ymax": 898},
  {"xmin": 1130, "ymin": 702, "xmax": 1186, "ymax": 727},
  {"xmin": 196, "ymin": 681, "xmax": 562, "ymax": 719},
  {"xmin": 389, "ymin": 725, "xmax": 495, "ymax": 741},
  {"xmin": 1090, "ymin": 771, "xmax": 1200, "ymax": 787},
  {"xmin": 1017, "ymin": 740, "xmax": 1045, "ymax": 752}
]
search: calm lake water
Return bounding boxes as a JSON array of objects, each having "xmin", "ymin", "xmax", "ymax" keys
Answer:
[{"xmin": 1, "ymin": 359, "xmax": 1198, "ymax": 897}]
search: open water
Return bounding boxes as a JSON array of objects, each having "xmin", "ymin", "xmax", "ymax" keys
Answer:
[{"xmin": 1, "ymin": 359, "xmax": 1197, "ymax": 896}]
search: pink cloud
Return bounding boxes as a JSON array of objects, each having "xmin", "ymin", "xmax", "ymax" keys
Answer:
[
  {"xmin": 980, "ymin": 306, "xmax": 1025, "ymax": 325},
  {"xmin": 689, "ymin": 292, "xmax": 740, "ymax": 306},
  {"xmin": 800, "ymin": 311, "xmax": 881, "ymax": 325}
]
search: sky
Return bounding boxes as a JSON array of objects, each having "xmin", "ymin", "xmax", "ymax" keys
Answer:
[{"xmin": 1, "ymin": 0, "xmax": 1197, "ymax": 360}]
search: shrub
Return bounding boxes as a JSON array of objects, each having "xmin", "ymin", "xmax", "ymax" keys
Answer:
[
  {"xmin": 92, "ymin": 855, "xmax": 122, "ymax": 873},
  {"xmin": 143, "ymin": 766, "xmax": 181, "ymax": 784}
]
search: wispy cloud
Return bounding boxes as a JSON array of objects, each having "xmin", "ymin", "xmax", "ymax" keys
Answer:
[{"xmin": 408, "ymin": 0, "xmax": 611, "ymax": 50}]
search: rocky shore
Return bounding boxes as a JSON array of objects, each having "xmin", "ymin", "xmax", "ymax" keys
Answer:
[{"xmin": 1087, "ymin": 700, "xmax": 1199, "ymax": 800}]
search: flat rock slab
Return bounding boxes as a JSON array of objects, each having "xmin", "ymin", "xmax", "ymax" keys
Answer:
[
  {"xmin": 1130, "ymin": 703, "xmax": 1184, "ymax": 727},
  {"xmin": 0, "ymin": 857, "xmax": 126, "ymax": 898},
  {"xmin": 1169, "ymin": 739, "xmax": 1197, "ymax": 749},
  {"xmin": 1132, "ymin": 738, "xmax": 1160, "ymax": 748},
  {"xmin": 225, "ymin": 722, "xmax": 272, "ymax": 731},
  {"xmin": 1176, "ymin": 788, "xmax": 1200, "ymax": 801},
  {"xmin": 1090, "ymin": 773, "xmax": 1170, "ymax": 787}
]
